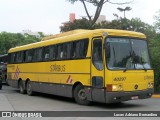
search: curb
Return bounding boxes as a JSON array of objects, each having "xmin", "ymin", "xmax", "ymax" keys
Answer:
[{"xmin": 152, "ymin": 94, "xmax": 160, "ymax": 98}]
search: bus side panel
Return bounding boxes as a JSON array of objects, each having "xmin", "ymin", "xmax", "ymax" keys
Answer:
[{"xmin": 7, "ymin": 59, "xmax": 91, "ymax": 98}]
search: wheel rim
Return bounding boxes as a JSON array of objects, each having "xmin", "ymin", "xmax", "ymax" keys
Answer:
[
  {"xmin": 27, "ymin": 82, "xmax": 31, "ymax": 94},
  {"xmin": 19, "ymin": 81, "xmax": 23, "ymax": 91},
  {"xmin": 20, "ymin": 84, "xmax": 23, "ymax": 92},
  {"xmin": 78, "ymin": 89, "xmax": 86, "ymax": 100}
]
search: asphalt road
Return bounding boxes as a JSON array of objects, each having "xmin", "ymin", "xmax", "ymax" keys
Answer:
[{"xmin": 0, "ymin": 85, "xmax": 160, "ymax": 119}]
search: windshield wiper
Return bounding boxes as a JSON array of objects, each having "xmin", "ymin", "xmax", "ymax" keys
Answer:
[{"xmin": 123, "ymin": 68, "xmax": 128, "ymax": 72}]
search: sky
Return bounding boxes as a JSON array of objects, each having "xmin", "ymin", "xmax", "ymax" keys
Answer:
[{"xmin": 0, "ymin": 0, "xmax": 160, "ymax": 35}]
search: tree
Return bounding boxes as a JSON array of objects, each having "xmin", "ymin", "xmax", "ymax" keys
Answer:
[
  {"xmin": 117, "ymin": 6, "xmax": 132, "ymax": 18},
  {"xmin": 60, "ymin": 18, "xmax": 93, "ymax": 32},
  {"xmin": 60, "ymin": 17, "xmax": 156, "ymax": 40},
  {"xmin": 0, "ymin": 32, "xmax": 41, "ymax": 54},
  {"xmin": 149, "ymin": 34, "xmax": 160, "ymax": 93},
  {"xmin": 150, "ymin": 10, "xmax": 160, "ymax": 93},
  {"xmin": 38, "ymin": 32, "xmax": 45, "ymax": 38},
  {"xmin": 98, "ymin": 18, "xmax": 156, "ymax": 40},
  {"xmin": 154, "ymin": 10, "xmax": 160, "ymax": 32},
  {"xmin": 67, "ymin": 0, "xmax": 133, "ymax": 27}
]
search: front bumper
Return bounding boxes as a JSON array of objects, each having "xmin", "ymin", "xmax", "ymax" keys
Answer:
[{"xmin": 105, "ymin": 88, "xmax": 154, "ymax": 103}]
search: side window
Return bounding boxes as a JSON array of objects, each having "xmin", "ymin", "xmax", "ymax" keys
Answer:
[
  {"xmin": 23, "ymin": 51, "xmax": 26, "ymax": 62},
  {"xmin": 71, "ymin": 39, "xmax": 89, "ymax": 59},
  {"xmin": 16, "ymin": 52, "xmax": 23, "ymax": 63},
  {"xmin": 71, "ymin": 42, "xmax": 78, "ymax": 59},
  {"xmin": 63, "ymin": 44, "xmax": 67, "ymax": 59},
  {"xmin": 37, "ymin": 48, "xmax": 42, "ymax": 61},
  {"xmin": 57, "ymin": 43, "xmax": 71, "ymax": 60},
  {"xmin": 32, "ymin": 49, "xmax": 37, "ymax": 61},
  {"xmin": 57, "ymin": 44, "xmax": 63, "ymax": 59},
  {"xmin": 63, "ymin": 43, "xmax": 71, "ymax": 59},
  {"xmin": 92, "ymin": 39, "xmax": 103, "ymax": 70},
  {"xmin": 33, "ymin": 48, "xmax": 42, "ymax": 62},
  {"xmin": 43, "ymin": 47, "xmax": 50, "ymax": 61},
  {"xmin": 50, "ymin": 45, "xmax": 57, "ymax": 60},
  {"xmin": 79, "ymin": 39, "xmax": 89, "ymax": 58},
  {"xmin": 25, "ymin": 50, "xmax": 33, "ymax": 62},
  {"xmin": 10, "ymin": 53, "xmax": 16, "ymax": 63},
  {"xmin": 71, "ymin": 41, "xmax": 80, "ymax": 59},
  {"xmin": 67, "ymin": 43, "xmax": 72, "ymax": 59}
]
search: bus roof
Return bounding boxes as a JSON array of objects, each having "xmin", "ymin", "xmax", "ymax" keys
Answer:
[
  {"xmin": 8, "ymin": 29, "xmax": 146, "ymax": 53},
  {"xmin": 42, "ymin": 29, "xmax": 89, "ymax": 41}
]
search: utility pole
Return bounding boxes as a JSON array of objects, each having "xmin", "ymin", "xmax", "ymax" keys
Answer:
[{"xmin": 117, "ymin": 6, "xmax": 132, "ymax": 18}]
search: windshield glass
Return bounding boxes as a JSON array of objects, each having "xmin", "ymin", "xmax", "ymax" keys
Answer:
[{"xmin": 105, "ymin": 37, "xmax": 151, "ymax": 70}]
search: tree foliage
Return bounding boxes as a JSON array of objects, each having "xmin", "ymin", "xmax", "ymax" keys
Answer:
[
  {"xmin": 150, "ymin": 10, "xmax": 160, "ymax": 93},
  {"xmin": 60, "ymin": 18, "xmax": 156, "ymax": 40},
  {"xmin": 154, "ymin": 10, "xmax": 160, "ymax": 32},
  {"xmin": 60, "ymin": 18, "xmax": 92, "ymax": 32},
  {"xmin": 149, "ymin": 34, "xmax": 160, "ymax": 93},
  {"xmin": 0, "ymin": 32, "xmax": 41, "ymax": 54},
  {"xmin": 67, "ymin": 0, "xmax": 133, "ymax": 27}
]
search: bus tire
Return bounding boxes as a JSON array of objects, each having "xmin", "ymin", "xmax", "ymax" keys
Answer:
[
  {"xmin": 19, "ymin": 80, "xmax": 26, "ymax": 94},
  {"xmin": 74, "ymin": 84, "xmax": 91, "ymax": 105},
  {"xmin": 26, "ymin": 81, "xmax": 34, "ymax": 96}
]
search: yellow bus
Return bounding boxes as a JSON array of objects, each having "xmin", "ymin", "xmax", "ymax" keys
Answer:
[{"xmin": 7, "ymin": 29, "xmax": 154, "ymax": 105}]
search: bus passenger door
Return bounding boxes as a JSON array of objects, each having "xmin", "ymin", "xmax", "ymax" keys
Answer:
[{"xmin": 91, "ymin": 38, "xmax": 105, "ymax": 103}]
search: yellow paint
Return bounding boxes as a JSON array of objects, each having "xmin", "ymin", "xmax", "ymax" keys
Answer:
[{"xmin": 7, "ymin": 29, "xmax": 153, "ymax": 92}]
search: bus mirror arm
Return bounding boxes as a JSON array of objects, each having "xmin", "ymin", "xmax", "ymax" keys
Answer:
[{"xmin": 123, "ymin": 68, "xmax": 127, "ymax": 72}]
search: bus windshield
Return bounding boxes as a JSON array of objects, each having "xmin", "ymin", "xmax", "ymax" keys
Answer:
[{"xmin": 105, "ymin": 37, "xmax": 151, "ymax": 70}]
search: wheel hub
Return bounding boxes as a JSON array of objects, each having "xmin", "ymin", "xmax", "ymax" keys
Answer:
[{"xmin": 78, "ymin": 89, "xmax": 86, "ymax": 100}]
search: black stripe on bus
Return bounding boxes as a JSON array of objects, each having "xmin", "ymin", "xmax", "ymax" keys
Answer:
[
  {"xmin": 9, "ymin": 57, "xmax": 91, "ymax": 64},
  {"xmin": 8, "ymin": 72, "xmax": 90, "ymax": 75}
]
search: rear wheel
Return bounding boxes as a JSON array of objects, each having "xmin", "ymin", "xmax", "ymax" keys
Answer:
[
  {"xmin": 26, "ymin": 81, "xmax": 34, "ymax": 96},
  {"xmin": 19, "ymin": 80, "xmax": 26, "ymax": 94},
  {"xmin": 74, "ymin": 84, "xmax": 91, "ymax": 105}
]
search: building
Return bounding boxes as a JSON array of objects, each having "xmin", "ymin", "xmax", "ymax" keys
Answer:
[
  {"xmin": 62, "ymin": 13, "xmax": 76, "ymax": 26},
  {"xmin": 96, "ymin": 15, "xmax": 106, "ymax": 23},
  {"xmin": 69, "ymin": 13, "xmax": 76, "ymax": 22},
  {"xmin": 21, "ymin": 30, "xmax": 41, "ymax": 38}
]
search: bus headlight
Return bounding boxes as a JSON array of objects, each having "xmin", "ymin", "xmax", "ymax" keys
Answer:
[
  {"xmin": 106, "ymin": 84, "xmax": 123, "ymax": 91},
  {"xmin": 112, "ymin": 85, "xmax": 123, "ymax": 91},
  {"xmin": 112, "ymin": 85, "xmax": 117, "ymax": 91}
]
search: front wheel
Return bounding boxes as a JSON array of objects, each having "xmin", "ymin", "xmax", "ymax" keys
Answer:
[
  {"xmin": 74, "ymin": 84, "xmax": 91, "ymax": 105},
  {"xmin": 26, "ymin": 81, "xmax": 34, "ymax": 96}
]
